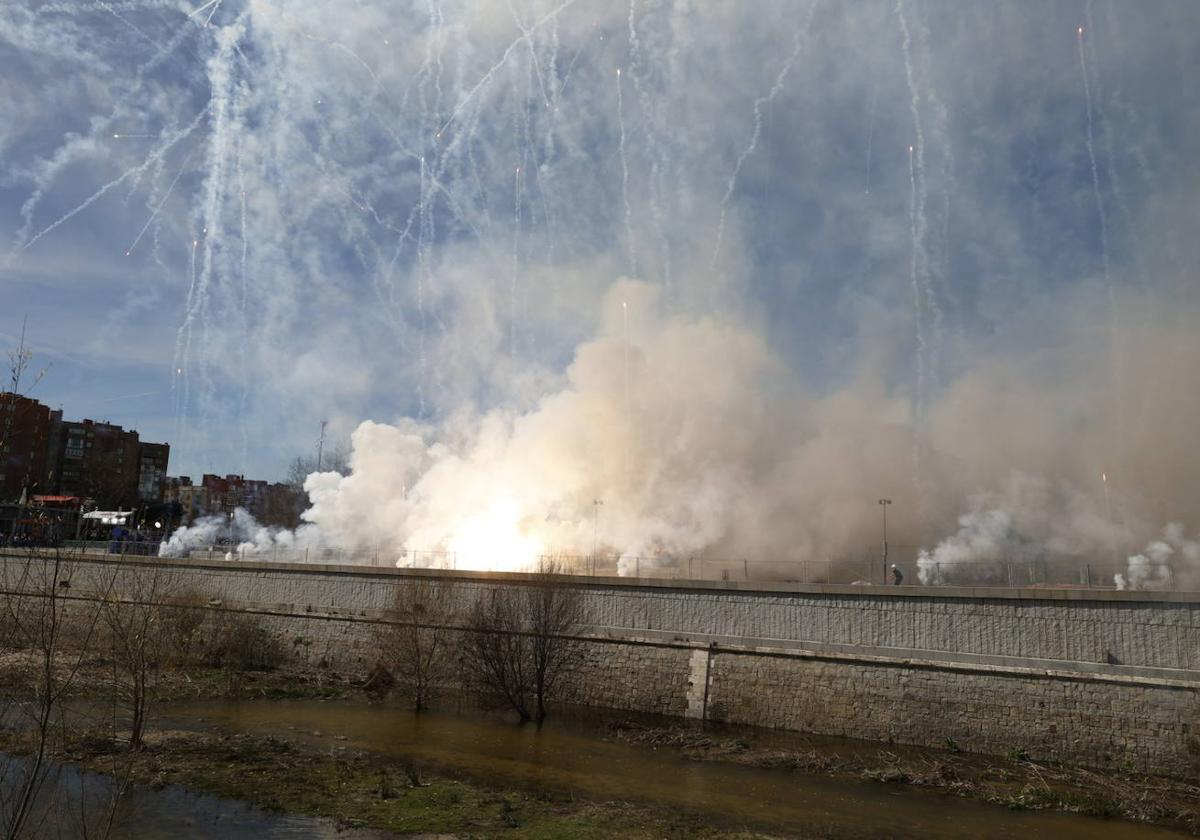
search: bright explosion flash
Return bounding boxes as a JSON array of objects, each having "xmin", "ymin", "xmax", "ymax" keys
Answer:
[{"xmin": 446, "ymin": 498, "xmax": 546, "ymax": 573}]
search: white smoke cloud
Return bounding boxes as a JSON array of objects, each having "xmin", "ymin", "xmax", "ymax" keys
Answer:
[
  {"xmin": 159, "ymin": 507, "xmax": 257, "ymax": 558},
  {"xmin": 6, "ymin": 3, "xmax": 1200, "ymax": 583},
  {"xmin": 1115, "ymin": 524, "xmax": 1199, "ymax": 591}
]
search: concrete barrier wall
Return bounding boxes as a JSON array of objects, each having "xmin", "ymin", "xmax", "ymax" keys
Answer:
[{"xmin": 2, "ymin": 551, "xmax": 1197, "ymax": 775}]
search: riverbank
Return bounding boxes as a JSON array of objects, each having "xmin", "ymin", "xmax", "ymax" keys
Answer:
[
  {"xmin": 0, "ymin": 728, "xmax": 776, "ymax": 839},
  {"xmin": 13, "ymin": 657, "xmax": 1198, "ymax": 837},
  {"xmin": 606, "ymin": 720, "xmax": 1200, "ymax": 835}
]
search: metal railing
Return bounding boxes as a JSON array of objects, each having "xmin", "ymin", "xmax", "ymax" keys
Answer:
[{"xmin": 3, "ymin": 542, "xmax": 1185, "ymax": 592}]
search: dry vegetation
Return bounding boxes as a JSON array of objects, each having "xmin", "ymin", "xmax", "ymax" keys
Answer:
[{"xmin": 608, "ymin": 720, "xmax": 1200, "ymax": 835}]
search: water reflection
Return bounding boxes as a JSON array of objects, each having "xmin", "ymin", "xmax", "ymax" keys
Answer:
[
  {"xmin": 162, "ymin": 700, "xmax": 1187, "ymax": 840},
  {"xmin": 0, "ymin": 752, "xmax": 388, "ymax": 839}
]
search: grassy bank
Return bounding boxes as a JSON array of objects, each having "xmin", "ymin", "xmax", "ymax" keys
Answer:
[
  {"xmin": 20, "ymin": 656, "xmax": 1200, "ymax": 836},
  {"xmin": 0, "ymin": 728, "xmax": 777, "ymax": 840},
  {"xmin": 607, "ymin": 720, "xmax": 1200, "ymax": 835}
]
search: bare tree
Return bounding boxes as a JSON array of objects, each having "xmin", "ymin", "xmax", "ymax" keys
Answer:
[
  {"xmin": 0, "ymin": 549, "xmax": 110, "ymax": 838},
  {"xmin": 376, "ymin": 579, "xmax": 454, "ymax": 711},
  {"xmin": 526, "ymin": 562, "xmax": 584, "ymax": 723},
  {"xmin": 101, "ymin": 565, "xmax": 174, "ymax": 751},
  {"xmin": 465, "ymin": 562, "xmax": 585, "ymax": 724},
  {"xmin": 285, "ymin": 441, "xmax": 350, "ymax": 491}
]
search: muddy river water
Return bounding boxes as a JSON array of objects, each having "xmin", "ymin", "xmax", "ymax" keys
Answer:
[{"xmin": 146, "ymin": 698, "xmax": 1188, "ymax": 839}]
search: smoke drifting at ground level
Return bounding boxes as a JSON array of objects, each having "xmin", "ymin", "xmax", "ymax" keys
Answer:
[{"xmin": 183, "ymin": 277, "xmax": 1197, "ymax": 587}]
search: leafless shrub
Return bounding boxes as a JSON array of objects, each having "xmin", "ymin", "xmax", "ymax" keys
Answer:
[
  {"xmin": 205, "ymin": 614, "xmax": 284, "ymax": 672},
  {"xmin": 465, "ymin": 560, "xmax": 585, "ymax": 723},
  {"xmin": 101, "ymin": 566, "xmax": 175, "ymax": 751},
  {"xmin": 0, "ymin": 549, "xmax": 112, "ymax": 838},
  {"xmin": 375, "ymin": 579, "xmax": 455, "ymax": 711},
  {"xmin": 159, "ymin": 589, "xmax": 209, "ymax": 665}
]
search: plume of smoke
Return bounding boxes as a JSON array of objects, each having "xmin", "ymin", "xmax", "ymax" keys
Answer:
[
  {"xmin": 159, "ymin": 506, "xmax": 320, "ymax": 560},
  {"xmin": 914, "ymin": 472, "xmax": 1115, "ymax": 585},
  {"xmin": 1115, "ymin": 524, "xmax": 1199, "ymax": 591},
  {"xmin": 159, "ymin": 507, "xmax": 255, "ymax": 558}
]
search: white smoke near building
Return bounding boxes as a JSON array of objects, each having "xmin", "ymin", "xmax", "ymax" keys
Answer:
[{"xmin": 158, "ymin": 508, "xmax": 260, "ymax": 558}]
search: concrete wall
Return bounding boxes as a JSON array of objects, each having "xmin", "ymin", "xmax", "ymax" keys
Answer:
[{"xmin": 2, "ymin": 551, "xmax": 1197, "ymax": 775}]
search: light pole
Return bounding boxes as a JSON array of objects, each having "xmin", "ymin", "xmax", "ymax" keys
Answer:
[
  {"xmin": 878, "ymin": 498, "xmax": 892, "ymax": 584},
  {"xmin": 316, "ymin": 420, "xmax": 328, "ymax": 471},
  {"xmin": 592, "ymin": 499, "xmax": 603, "ymax": 573}
]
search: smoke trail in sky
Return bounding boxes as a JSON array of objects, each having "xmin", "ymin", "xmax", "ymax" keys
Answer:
[{"xmin": 3, "ymin": 1, "xmax": 1199, "ymax": 577}]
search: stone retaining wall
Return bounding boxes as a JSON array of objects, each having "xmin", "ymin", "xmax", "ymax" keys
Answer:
[{"xmin": 2, "ymin": 551, "xmax": 1197, "ymax": 775}]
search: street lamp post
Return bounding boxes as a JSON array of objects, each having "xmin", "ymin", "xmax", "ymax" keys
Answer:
[
  {"xmin": 592, "ymin": 499, "xmax": 603, "ymax": 575},
  {"xmin": 878, "ymin": 498, "xmax": 892, "ymax": 584}
]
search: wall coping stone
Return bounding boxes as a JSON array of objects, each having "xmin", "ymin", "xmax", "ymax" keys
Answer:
[{"xmin": 8, "ymin": 550, "xmax": 1199, "ymax": 606}]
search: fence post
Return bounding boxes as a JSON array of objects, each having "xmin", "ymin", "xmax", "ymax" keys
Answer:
[
  {"xmin": 744, "ymin": 558, "xmax": 749, "ymax": 580},
  {"xmin": 1006, "ymin": 560, "xmax": 1013, "ymax": 587},
  {"xmin": 1167, "ymin": 564, "xmax": 1175, "ymax": 591},
  {"xmin": 304, "ymin": 547, "xmax": 309, "ymax": 563}
]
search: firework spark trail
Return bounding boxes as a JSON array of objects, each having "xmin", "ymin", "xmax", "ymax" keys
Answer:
[
  {"xmin": 125, "ymin": 152, "xmax": 191, "ymax": 255},
  {"xmin": 186, "ymin": 0, "xmax": 219, "ymax": 19},
  {"xmin": 864, "ymin": 77, "xmax": 878, "ymax": 195},
  {"xmin": 507, "ymin": 0, "xmax": 553, "ymax": 111},
  {"xmin": 616, "ymin": 68, "xmax": 636, "ymax": 278},
  {"xmin": 532, "ymin": 18, "xmax": 563, "ymax": 315},
  {"xmin": 173, "ymin": 236, "xmax": 200, "ymax": 446},
  {"xmin": 1077, "ymin": 25, "xmax": 1111, "ymax": 289},
  {"xmin": 1078, "ymin": 17, "xmax": 1132, "ymax": 491},
  {"xmin": 912, "ymin": 4, "xmax": 949, "ymax": 380},
  {"xmin": 436, "ymin": 0, "xmax": 580, "ymax": 138},
  {"xmin": 907, "ymin": 142, "xmax": 925, "ymax": 430},
  {"xmin": 16, "ymin": 15, "xmax": 202, "ymax": 247},
  {"xmin": 34, "ymin": 0, "xmax": 179, "ymax": 14},
  {"xmin": 16, "ymin": 105, "xmax": 209, "ymax": 255},
  {"xmin": 627, "ymin": 0, "xmax": 672, "ymax": 297},
  {"xmin": 896, "ymin": 0, "xmax": 942, "ymax": 440},
  {"xmin": 1103, "ymin": 0, "xmax": 1157, "ymax": 197},
  {"xmin": 175, "ymin": 16, "xmax": 245, "ymax": 429},
  {"xmin": 1085, "ymin": 2, "xmax": 1143, "ymax": 287},
  {"xmin": 415, "ymin": 154, "xmax": 429, "ymax": 417},
  {"xmin": 97, "ymin": 0, "xmax": 156, "ymax": 45},
  {"xmin": 512, "ymin": 162, "xmax": 523, "ymax": 358},
  {"xmin": 509, "ymin": 20, "xmax": 537, "ymax": 363},
  {"xmin": 709, "ymin": 2, "xmax": 816, "ymax": 273},
  {"xmin": 236, "ymin": 130, "xmax": 250, "ymax": 472}
]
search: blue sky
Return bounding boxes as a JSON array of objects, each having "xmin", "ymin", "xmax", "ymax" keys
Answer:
[{"xmin": 2, "ymin": 0, "xmax": 1197, "ymax": 511}]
